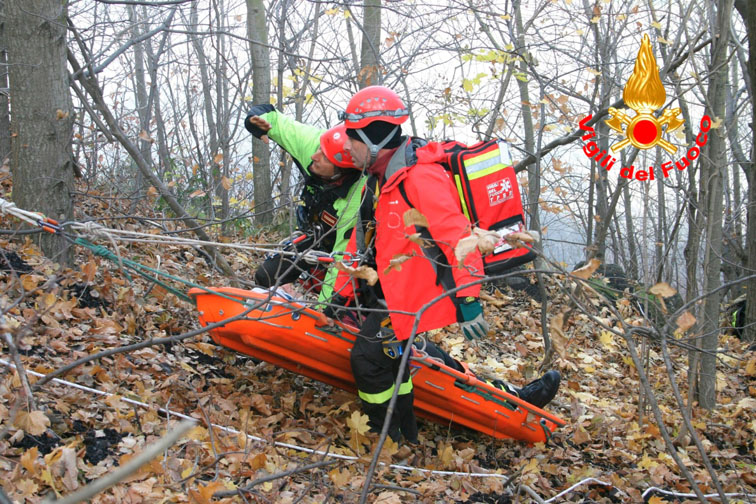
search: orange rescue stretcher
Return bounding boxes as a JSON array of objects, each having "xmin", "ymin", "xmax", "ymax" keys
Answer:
[{"xmin": 189, "ymin": 287, "xmax": 566, "ymax": 443}]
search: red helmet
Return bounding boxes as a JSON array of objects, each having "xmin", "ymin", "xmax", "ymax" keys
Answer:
[
  {"xmin": 319, "ymin": 124, "xmax": 355, "ymax": 168},
  {"xmin": 339, "ymin": 86, "xmax": 409, "ymax": 129}
]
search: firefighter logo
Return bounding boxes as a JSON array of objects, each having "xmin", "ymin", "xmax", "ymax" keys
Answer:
[
  {"xmin": 605, "ymin": 34, "xmax": 684, "ymax": 154},
  {"xmin": 486, "ymin": 178, "xmax": 513, "ymax": 206}
]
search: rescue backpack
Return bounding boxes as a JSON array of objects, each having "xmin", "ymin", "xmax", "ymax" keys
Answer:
[
  {"xmin": 399, "ymin": 138, "xmax": 534, "ymax": 276},
  {"xmin": 439, "ymin": 139, "xmax": 535, "ymax": 275}
]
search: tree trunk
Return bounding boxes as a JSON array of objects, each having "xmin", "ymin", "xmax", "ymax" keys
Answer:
[
  {"xmin": 738, "ymin": 0, "xmax": 756, "ymax": 343},
  {"xmin": 0, "ymin": 1, "xmax": 11, "ymax": 162},
  {"xmin": 513, "ymin": 0, "xmax": 538, "ymax": 232},
  {"xmin": 246, "ymin": 0, "xmax": 273, "ymax": 225},
  {"xmin": 698, "ymin": 0, "xmax": 734, "ymax": 409},
  {"xmin": 622, "ymin": 176, "xmax": 638, "ymax": 280},
  {"xmin": 128, "ymin": 4, "xmax": 151, "ymax": 208},
  {"xmin": 7, "ymin": 0, "xmax": 74, "ymax": 265},
  {"xmin": 358, "ymin": 0, "xmax": 381, "ymax": 88}
]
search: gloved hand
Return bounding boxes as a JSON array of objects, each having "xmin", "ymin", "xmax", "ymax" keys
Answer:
[
  {"xmin": 244, "ymin": 104, "xmax": 275, "ymax": 138},
  {"xmin": 458, "ymin": 297, "xmax": 489, "ymax": 340}
]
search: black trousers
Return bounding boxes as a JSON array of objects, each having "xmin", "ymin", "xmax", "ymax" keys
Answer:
[
  {"xmin": 349, "ymin": 313, "xmax": 465, "ymax": 443},
  {"xmin": 350, "ymin": 312, "xmax": 418, "ymax": 443},
  {"xmin": 253, "ymin": 235, "xmax": 314, "ymax": 288}
]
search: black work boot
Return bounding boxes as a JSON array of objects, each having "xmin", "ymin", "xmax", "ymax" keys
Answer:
[{"xmin": 516, "ymin": 370, "xmax": 561, "ymax": 408}]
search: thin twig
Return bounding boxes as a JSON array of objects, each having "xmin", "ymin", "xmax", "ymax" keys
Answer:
[{"xmin": 2, "ymin": 316, "xmax": 36, "ymax": 411}]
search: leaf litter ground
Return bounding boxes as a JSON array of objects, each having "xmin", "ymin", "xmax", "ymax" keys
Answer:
[{"xmin": 0, "ymin": 197, "xmax": 754, "ymax": 503}]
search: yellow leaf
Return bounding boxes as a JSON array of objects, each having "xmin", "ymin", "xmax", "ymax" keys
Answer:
[
  {"xmin": 590, "ymin": 15, "xmax": 600, "ymax": 23},
  {"xmin": 347, "ymin": 410, "xmax": 371, "ymax": 435},
  {"xmin": 638, "ymin": 454, "xmax": 659, "ymax": 470},
  {"xmin": 192, "ymin": 164, "xmax": 199, "ymax": 176},
  {"xmin": 745, "ymin": 356, "xmax": 756, "ymax": 377},
  {"xmin": 599, "ymin": 330, "xmax": 616, "ymax": 350},
  {"xmin": 572, "ymin": 258, "xmax": 601, "ymax": 280},
  {"xmin": 329, "ymin": 468, "xmax": 352, "ymax": 486},
  {"xmin": 21, "ymin": 446, "xmax": 38, "ymax": 475},
  {"xmin": 15, "ymin": 410, "xmax": 50, "ymax": 436},
  {"xmin": 709, "ymin": 116, "xmax": 723, "ymax": 129},
  {"xmin": 439, "ymin": 443, "xmax": 454, "ymax": 467},
  {"xmin": 213, "ymin": 153, "xmax": 224, "ymax": 164},
  {"xmin": 649, "ymin": 281, "xmax": 677, "ymax": 298},
  {"xmin": 521, "ymin": 457, "xmax": 540, "ymax": 475},
  {"xmin": 56, "ymin": 109, "xmax": 69, "ymax": 120},
  {"xmin": 651, "ymin": 21, "xmax": 662, "ymax": 29},
  {"xmin": 403, "ymin": 208, "xmax": 428, "ymax": 228},
  {"xmin": 42, "ymin": 292, "xmax": 57, "ymax": 308}
]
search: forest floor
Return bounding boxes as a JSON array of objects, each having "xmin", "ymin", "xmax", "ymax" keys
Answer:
[{"xmin": 0, "ymin": 190, "xmax": 754, "ymax": 504}]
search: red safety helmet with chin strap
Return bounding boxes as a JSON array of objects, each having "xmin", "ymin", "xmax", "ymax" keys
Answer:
[
  {"xmin": 339, "ymin": 86, "xmax": 409, "ymax": 167},
  {"xmin": 320, "ymin": 124, "xmax": 356, "ymax": 169},
  {"xmin": 339, "ymin": 86, "xmax": 409, "ymax": 129}
]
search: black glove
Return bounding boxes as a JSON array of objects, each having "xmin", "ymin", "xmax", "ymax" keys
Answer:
[{"xmin": 244, "ymin": 104, "xmax": 275, "ymax": 138}]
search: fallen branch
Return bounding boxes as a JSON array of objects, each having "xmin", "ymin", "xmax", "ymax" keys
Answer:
[{"xmin": 213, "ymin": 459, "xmax": 338, "ymax": 498}]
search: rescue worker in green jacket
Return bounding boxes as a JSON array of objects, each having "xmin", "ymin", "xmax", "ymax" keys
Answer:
[{"xmin": 244, "ymin": 104, "xmax": 365, "ymax": 304}]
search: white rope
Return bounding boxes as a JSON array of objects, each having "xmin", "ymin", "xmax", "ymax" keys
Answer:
[
  {"xmin": 0, "ymin": 198, "xmax": 45, "ymax": 227},
  {"xmin": 1, "ymin": 358, "xmax": 690, "ymax": 501},
  {"xmin": 0, "ymin": 197, "xmax": 347, "ymax": 264},
  {"xmin": 641, "ymin": 486, "xmax": 756, "ymax": 501},
  {"xmin": 543, "ymin": 477, "xmax": 613, "ymax": 502}
]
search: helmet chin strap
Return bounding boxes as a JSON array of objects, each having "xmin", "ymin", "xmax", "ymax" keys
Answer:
[{"xmin": 356, "ymin": 125, "xmax": 398, "ymax": 168}]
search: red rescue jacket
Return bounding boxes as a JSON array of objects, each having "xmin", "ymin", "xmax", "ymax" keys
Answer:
[{"xmin": 334, "ymin": 139, "xmax": 483, "ymax": 340}]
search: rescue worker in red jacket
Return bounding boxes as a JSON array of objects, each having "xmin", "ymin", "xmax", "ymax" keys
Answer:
[{"xmin": 333, "ymin": 86, "xmax": 560, "ymax": 443}]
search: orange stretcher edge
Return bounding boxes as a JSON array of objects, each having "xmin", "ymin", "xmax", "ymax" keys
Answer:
[{"xmin": 188, "ymin": 286, "xmax": 566, "ymax": 443}]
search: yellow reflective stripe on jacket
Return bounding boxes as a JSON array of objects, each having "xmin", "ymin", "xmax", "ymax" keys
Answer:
[{"xmin": 358, "ymin": 378, "xmax": 413, "ymax": 404}]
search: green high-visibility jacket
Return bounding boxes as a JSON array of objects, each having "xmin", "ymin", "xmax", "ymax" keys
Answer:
[{"xmin": 246, "ymin": 106, "xmax": 365, "ymax": 304}]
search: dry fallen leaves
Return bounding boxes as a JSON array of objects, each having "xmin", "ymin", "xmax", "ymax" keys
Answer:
[
  {"xmin": 14, "ymin": 410, "xmax": 50, "ymax": 436},
  {"xmin": 549, "ymin": 312, "xmax": 569, "ymax": 360}
]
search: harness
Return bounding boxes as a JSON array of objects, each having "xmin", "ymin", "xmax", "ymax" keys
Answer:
[{"xmin": 298, "ymin": 169, "xmax": 360, "ymax": 250}]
